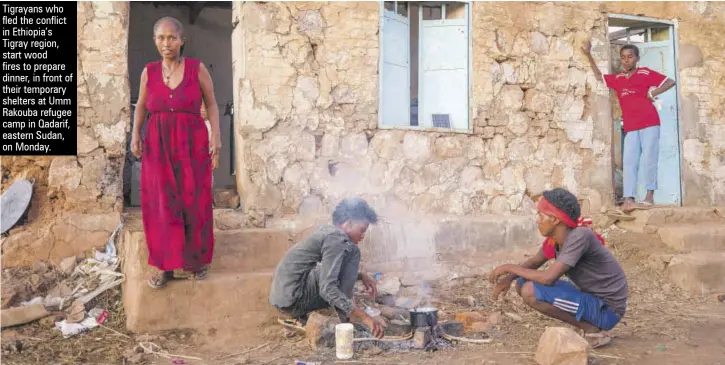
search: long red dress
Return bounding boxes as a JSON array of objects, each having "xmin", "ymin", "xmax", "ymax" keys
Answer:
[{"xmin": 140, "ymin": 58, "xmax": 214, "ymax": 272}]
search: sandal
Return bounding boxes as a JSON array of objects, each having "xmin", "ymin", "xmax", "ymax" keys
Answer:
[
  {"xmin": 184, "ymin": 265, "xmax": 209, "ymax": 280},
  {"xmin": 583, "ymin": 331, "xmax": 613, "ymax": 349},
  {"xmin": 635, "ymin": 201, "xmax": 655, "ymax": 210},
  {"xmin": 147, "ymin": 271, "xmax": 174, "ymax": 289},
  {"xmin": 277, "ymin": 317, "xmax": 307, "ymax": 332}
]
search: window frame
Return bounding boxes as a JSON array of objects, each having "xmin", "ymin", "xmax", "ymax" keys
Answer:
[{"xmin": 377, "ymin": 0, "xmax": 473, "ymax": 134}]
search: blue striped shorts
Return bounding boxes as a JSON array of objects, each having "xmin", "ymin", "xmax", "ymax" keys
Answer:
[{"xmin": 517, "ymin": 278, "xmax": 622, "ymax": 331}]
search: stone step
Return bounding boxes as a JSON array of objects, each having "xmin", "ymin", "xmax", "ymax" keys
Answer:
[
  {"xmin": 617, "ymin": 206, "xmax": 723, "ymax": 233},
  {"xmin": 658, "ymin": 223, "xmax": 725, "ymax": 252},
  {"xmin": 121, "ymin": 226, "xmax": 302, "ymax": 279},
  {"xmin": 119, "ymin": 219, "xmax": 315, "ymax": 346},
  {"xmin": 123, "ymin": 270, "xmax": 277, "ymax": 342},
  {"xmin": 666, "ymin": 251, "xmax": 725, "ymax": 296}
]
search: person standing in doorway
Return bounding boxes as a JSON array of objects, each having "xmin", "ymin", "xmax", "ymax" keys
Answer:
[
  {"xmin": 130, "ymin": 16, "xmax": 222, "ymax": 288},
  {"xmin": 583, "ymin": 40, "xmax": 676, "ymax": 212}
]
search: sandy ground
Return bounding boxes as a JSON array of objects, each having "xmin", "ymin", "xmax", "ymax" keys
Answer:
[{"xmin": 2, "ymin": 229, "xmax": 724, "ymax": 365}]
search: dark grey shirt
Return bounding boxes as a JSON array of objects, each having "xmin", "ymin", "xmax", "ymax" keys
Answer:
[
  {"xmin": 269, "ymin": 225, "xmax": 358, "ymax": 317},
  {"xmin": 549, "ymin": 227, "xmax": 629, "ymax": 316}
]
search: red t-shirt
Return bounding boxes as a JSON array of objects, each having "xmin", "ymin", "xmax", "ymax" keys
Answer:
[{"xmin": 604, "ymin": 67, "xmax": 668, "ymax": 133}]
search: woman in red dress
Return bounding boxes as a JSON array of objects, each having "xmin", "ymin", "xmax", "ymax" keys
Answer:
[{"xmin": 130, "ymin": 17, "xmax": 222, "ymax": 289}]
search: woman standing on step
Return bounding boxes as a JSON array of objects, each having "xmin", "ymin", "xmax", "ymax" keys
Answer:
[{"xmin": 130, "ymin": 16, "xmax": 222, "ymax": 289}]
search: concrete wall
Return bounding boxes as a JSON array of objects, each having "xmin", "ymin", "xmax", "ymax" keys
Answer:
[{"xmin": 1, "ymin": 2, "xmax": 129, "ymax": 267}]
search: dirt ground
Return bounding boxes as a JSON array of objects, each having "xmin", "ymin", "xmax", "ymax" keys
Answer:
[{"xmin": 2, "ymin": 228, "xmax": 724, "ymax": 365}]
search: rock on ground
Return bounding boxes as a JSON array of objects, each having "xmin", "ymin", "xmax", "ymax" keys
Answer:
[
  {"xmin": 534, "ymin": 327, "xmax": 589, "ymax": 365},
  {"xmin": 304, "ymin": 312, "xmax": 340, "ymax": 350}
]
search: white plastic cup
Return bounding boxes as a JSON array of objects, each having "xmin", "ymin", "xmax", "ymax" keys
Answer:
[{"xmin": 335, "ymin": 323, "xmax": 354, "ymax": 359}]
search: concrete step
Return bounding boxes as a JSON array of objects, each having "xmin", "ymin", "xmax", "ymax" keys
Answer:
[
  {"xmin": 617, "ymin": 206, "xmax": 723, "ymax": 233},
  {"xmin": 119, "ymin": 218, "xmax": 318, "ymax": 345},
  {"xmin": 123, "ymin": 270, "xmax": 277, "ymax": 342},
  {"xmin": 658, "ymin": 223, "xmax": 725, "ymax": 252},
  {"xmin": 666, "ymin": 251, "xmax": 725, "ymax": 296},
  {"xmin": 121, "ymin": 226, "xmax": 303, "ymax": 279}
]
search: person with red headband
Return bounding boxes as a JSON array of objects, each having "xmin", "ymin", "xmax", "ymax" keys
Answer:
[{"xmin": 489, "ymin": 188, "xmax": 628, "ymax": 348}]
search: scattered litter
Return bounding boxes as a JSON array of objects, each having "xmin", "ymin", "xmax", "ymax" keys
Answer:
[
  {"xmin": 365, "ymin": 307, "xmax": 382, "ymax": 318},
  {"xmin": 20, "ymin": 297, "xmax": 43, "ymax": 306},
  {"xmin": 55, "ymin": 316, "xmax": 99, "ymax": 338},
  {"xmin": 172, "ymin": 360, "xmax": 185, "ymax": 365}
]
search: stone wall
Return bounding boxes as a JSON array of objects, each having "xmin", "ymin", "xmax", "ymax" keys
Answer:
[
  {"xmin": 0, "ymin": 2, "xmax": 129, "ymax": 267},
  {"xmin": 233, "ymin": 1, "xmax": 614, "ymax": 226},
  {"xmin": 234, "ymin": 2, "xmax": 725, "ymax": 223}
]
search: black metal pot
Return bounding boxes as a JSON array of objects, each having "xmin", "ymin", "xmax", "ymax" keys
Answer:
[{"xmin": 409, "ymin": 307, "xmax": 438, "ymax": 329}]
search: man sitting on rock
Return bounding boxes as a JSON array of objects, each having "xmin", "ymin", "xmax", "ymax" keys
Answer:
[
  {"xmin": 269, "ymin": 197, "xmax": 387, "ymax": 338},
  {"xmin": 489, "ymin": 188, "xmax": 628, "ymax": 348}
]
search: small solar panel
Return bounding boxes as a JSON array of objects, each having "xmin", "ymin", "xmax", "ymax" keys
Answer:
[{"xmin": 431, "ymin": 114, "xmax": 451, "ymax": 128}]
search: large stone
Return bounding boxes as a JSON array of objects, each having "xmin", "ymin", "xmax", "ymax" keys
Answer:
[
  {"xmin": 666, "ymin": 251, "xmax": 725, "ymax": 296},
  {"xmin": 305, "ymin": 312, "xmax": 340, "ymax": 350},
  {"xmin": 340, "ymin": 133, "xmax": 369, "ymax": 157},
  {"xmin": 530, "ymin": 31, "xmax": 549, "ymax": 54},
  {"xmin": 507, "ymin": 112, "xmax": 530, "ymax": 136},
  {"xmin": 497, "ymin": 85, "xmax": 525, "ymax": 111},
  {"xmin": 320, "ymin": 134, "xmax": 340, "ymax": 157},
  {"xmin": 48, "ymin": 157, "xmax": 82, "ymax": 191},
  {"xmin": 525, "ymin": 90, "xmax": 555, "ymax": 113},
  {"xmin": 214, "ymin": 209, "xmax": 246, "ymax": 230},
  {"xmin": 403, "ymin": 133, "xmax": 431, "ymax": 163},
  {"xmin": 534, "ymin": 327, "xmax": 589, "ymax": 365},
  {"xmin": 297, "ymin": 10, "xmax": 327, "ymax": 40},
  {"xmin": 434, "ymin": 137, "xmax": 464, "ymax": 158}
]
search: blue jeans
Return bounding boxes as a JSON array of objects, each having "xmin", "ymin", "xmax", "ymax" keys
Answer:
[
  {"xmin": 517, "ymin": 278, "xmax": 622, "ymax": 331},
  {"xmin": 623, "ymin": 126, "xmax": 660, "ymax": 199}
]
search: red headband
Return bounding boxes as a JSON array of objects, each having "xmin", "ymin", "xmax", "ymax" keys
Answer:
[
  {"xmin": 537, "ymin": 196, "xmax": 605, "ymax": 259},
  {"xmin": 537, "ymin": 197, "xmax": 577, "ymax": 228}
]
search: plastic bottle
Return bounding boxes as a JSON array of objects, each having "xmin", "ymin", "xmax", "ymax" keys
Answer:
[{"xmin": 335, "ymin": 323, "xmax": 354, "ymax": 359}]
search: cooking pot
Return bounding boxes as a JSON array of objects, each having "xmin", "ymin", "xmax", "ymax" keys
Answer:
[{"xmin": 409, "ymin": 307, "xmax": 438, "ymax": 329}]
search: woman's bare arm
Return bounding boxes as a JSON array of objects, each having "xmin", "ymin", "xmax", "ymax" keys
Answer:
[{"xmin": 132, "ymin": 68, "xmax": 149, "ymax": 138}]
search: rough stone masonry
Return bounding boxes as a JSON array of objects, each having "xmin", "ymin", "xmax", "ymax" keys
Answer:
[
  {"xmin": 233, "ymin": 1, "xmax": 725, "ymax": 227},
  {"xmin": 1, "ymin": 2, "xmax": 723, "ymax": 269},
  {"xmin": 1, "ymin": 2, "xmax": 129, "ymax": 267}
]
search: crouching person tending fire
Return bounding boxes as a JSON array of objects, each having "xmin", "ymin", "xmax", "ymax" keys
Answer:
[
  {"xmin": 489, "ymin": 188, "xmax": 629, "ymax": 348},
  {"xmin": 269, "ymin": 197, "xmax": 387, "ymax": 338}
]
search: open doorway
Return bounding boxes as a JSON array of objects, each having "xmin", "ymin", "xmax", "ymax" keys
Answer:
[
  {"xmin": 123, "ymin": 1, "xmax": 237, "ymax": 208},
  {"xmin": 607, "ymin": 14, "xmax": 683, "ymax": 206}
]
